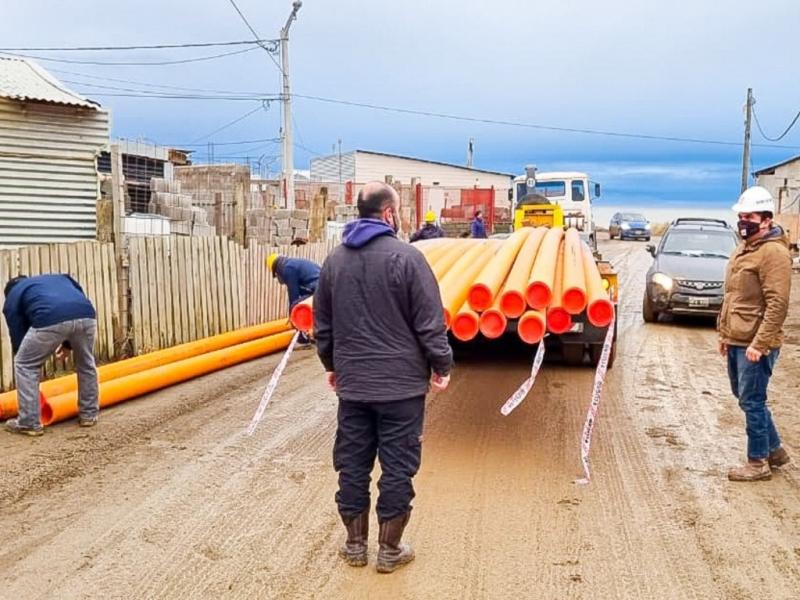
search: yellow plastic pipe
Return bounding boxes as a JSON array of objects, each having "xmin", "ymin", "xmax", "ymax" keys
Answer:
[
  {"xmin": 440, "ymin": 241, "xmax": 500, "ymax": 328},
  {"xmin": 432, "ymin": 239, "xmax": 479, "ymax": 280},
  {"xmin": 451, "ymin": 300, "xmax": 480, "ymax": 342},
  {"xmin": 41, "ymin": 330, "xmax": 295, "ymax": 426},
  {"xmin": 0, "ymin": 319, "xmax": 292, "ymax": 419},
  {"xmin": 468, "ymin": 227, "xmax": 532, "ymax": 312},
  {"xmin": 478, "ymin": 288, "xmax": 508, "ymax": 339},
  {"xmin": 499, "ymin": 227, "xmax": 547, "ymax": 318},
  {"xmin": 518, "ymin": 310, "xmax": 546, "ymax": 345},
  {"xmin": 290, "ymin": 297, "xmax": 314, "ymax": 332},
  {"xmin": 526, "ymin": 227, "xmax": 565, "ymax": 310},
  {"xmin": 561, "ymin": 228, "xmax": 587, "ymax": 315},
  {"xmin": 546, "ymin": 241, "xmax": 573, "ymax": 334},
  {"xmin": 418, "ymin": 240, "xmax": 450, "ymax": 266},
  {"xmin": 582, "ymin": 243, "xmax": 615, "ymax": 327}
]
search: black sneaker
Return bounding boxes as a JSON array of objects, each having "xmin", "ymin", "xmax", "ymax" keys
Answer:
[
  {"xmin": 4, "ymin": 418, "xmax": 44, "ymax": 437},
  {"xmin": 78, "ymin": 416, "xmax": 98, "ymax": 428}
]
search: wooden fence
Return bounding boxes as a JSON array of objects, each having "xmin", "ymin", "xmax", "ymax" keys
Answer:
[
  {"xmin": 0, "ymin": 237, "xmax": 336, "ymax": 391},
  {"xmin": 0, "ymin": 241, "xmax": 119, "ymax": 391},
  {"xmin": 127, "ymin": 237, "xmax": 336, "ymax": 354}
]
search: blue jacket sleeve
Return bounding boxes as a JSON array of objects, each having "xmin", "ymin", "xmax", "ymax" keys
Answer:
[
  {"xmin": 282, "ymin": 264, "xmax": 304, "ymax": 307},
  {"xmin": 314, "ymin": 258, "xmax": 334, "ymax": 372},
  {"xmin": 2, "ymin": 293, "xmax": 29, "ymax": 354}
]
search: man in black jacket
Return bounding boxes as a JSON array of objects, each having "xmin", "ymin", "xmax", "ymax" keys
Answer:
[{"xmin": 314, "ymin": 181, "xmax": 452, "ymax": 573}]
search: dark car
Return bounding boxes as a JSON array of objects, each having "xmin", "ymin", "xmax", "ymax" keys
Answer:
[
  {"xmin": 643, "ymin": 218, "xmax": 738, "ymax": 322},
  {"xmin": 609, "ymin": 212, "xmax": 650, "ymax": 241}
]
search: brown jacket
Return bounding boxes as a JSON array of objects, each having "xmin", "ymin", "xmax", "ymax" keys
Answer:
[{"xmin": 718, "ymin": 227, "xmax": 792, "ymax": 351}]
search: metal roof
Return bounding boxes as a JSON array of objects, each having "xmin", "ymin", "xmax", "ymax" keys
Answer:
[
  {"xmin": 0, "ymin": 56, "xmax": 100, "ymax": 109},
  {"xmin": 354, "ymin": 149, "xmax": 514, "ymax": 178},
  {"xmin": 753, "ymin": 154, "xmax": 800, "ymax": 176}
]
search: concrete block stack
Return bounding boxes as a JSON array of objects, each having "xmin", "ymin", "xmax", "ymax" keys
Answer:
[
  {"xmin": 150, "ymin": 178, "xmax": 214, "ymax": 236},
  {"xmin": 246, "ymin": 206, "xmax": 273, "ymax": 245},
  {"xmin": 270, "ymin": 208, "xmax": 310, "ymax": 245},
  {"xmin": 334, "ymin": 204, "xmax": 358, "ymax": 223}
]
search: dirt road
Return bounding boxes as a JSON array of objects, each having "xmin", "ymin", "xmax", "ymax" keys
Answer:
[{"xmin": 2, "ymin": 238, "xmax": 799, "ymax": 600}]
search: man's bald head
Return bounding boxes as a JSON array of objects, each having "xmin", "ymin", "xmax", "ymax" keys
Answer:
[{"xmin": 357, "ymin": 182, "xmax": 399, "ymax": 219}]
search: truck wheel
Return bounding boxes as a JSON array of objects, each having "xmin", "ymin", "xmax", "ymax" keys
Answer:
[
  {"xmin": 642, "ymin": 292, "xmax": 659, "ymax": 323},
  {"xmin": 589, "ymin": 342, "xmax": 616, "ymax": 369},
  {"xmin": 562, "ymin": 344, "xmax": 585, "ymax": 366},
  {"xmin": 609, "ymin": 230, "xmax": 615, "ymax": 239}
]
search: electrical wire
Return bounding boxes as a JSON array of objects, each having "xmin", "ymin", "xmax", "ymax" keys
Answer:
[
  {"xmin": 753, "ymin": 105, "xmax": 800, "ymax": 142},
  {"xmin": 72, "ymin": 90, "xmax": 275, "ymax": 101},
  {"xmin": 0, "ymin": 39, "xmax": 275, "ymax": 51},
  {"xmin": 189, "ymin": 103, "xmax": 268, "ymax": 144},
  {"xmin": 0, "ymin": 46, "xmax": 258, "ymax": 66},
  {"xmin": 292, "ymin": 93, "xmax": 800, "ymax": 150},
  {"xmin": 51, "ymin": 68, "xmax": 269, "ymax": 97},
  {"xmin": 62, "ymin": 78, "xmax": 267, "ymax": 99},
  {"xmin": 225, "ymin": 0, "xmax": 284, "ymax": 75}
]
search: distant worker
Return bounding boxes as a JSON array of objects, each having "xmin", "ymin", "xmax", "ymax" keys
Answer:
[
  {"xmin": 266, "ymin": 254, "xmax": 320, "ymax": 346},
  {"xmin": 409, "ymin": 211, "xmax": 445, "ymax": 242},
  {"xmin": 2, "ymin": 274, "xmax": 98, "ymax": 436},
  {"xmin": 314, "ymin": 181, "xmax": 452, "ymax": 573},
  {"xmin": 470, "ymin": 209, "xmax": 488, "ymax": 238},
  {"xmin": 718, "ymin": 186, "xmax": 792, "ymax": 481}
]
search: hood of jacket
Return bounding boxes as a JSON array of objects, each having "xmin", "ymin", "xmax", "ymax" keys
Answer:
[{"xmin": 342, "ymin": 218, "xmax": 396, "ymax": 248}]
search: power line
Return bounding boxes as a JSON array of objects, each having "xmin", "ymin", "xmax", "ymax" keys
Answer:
[
  {"xmin": 63, "ymin": 78, "xmax": 266, "ymax": 99},
  {"xmin": 190, "ymin": 103, "xmax": 269, "ymax": 144},
  {"xmin": 73, "ymin": 89, "xmax": 276, "ymax": 101},
  {"xmin": 0, "ymin": 46, "xmax": 258, "ymax": 66},
  {"xmin": 225, "ymin": 0, "xmax": 284, "ymax": 74},
  {"xmin": 0, "ymin": 39, "xmax": 275, "ymax": 51},
  {"xmin": 168, "ymin": 137, "xmax": 281, "ymax": 148},
  {"xmin": 51, "ymin": 68, "xmax": 269, "ymax": 96},
  {"xmin": 753, "ymin": 105, "xmax": 800, "ymax": 142},
  {"xmin": 292, "ymin": 93, "xmax": 800, "ymax": 150}
]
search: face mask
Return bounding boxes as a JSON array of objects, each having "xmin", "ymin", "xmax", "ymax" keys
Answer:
[
  {"xmin": 737, "ymin": 219, "xmax": 761, "ymax": 239},
  {"xmin": 389, "ymin": 208, "xmax": 400, "ymax": 233}
]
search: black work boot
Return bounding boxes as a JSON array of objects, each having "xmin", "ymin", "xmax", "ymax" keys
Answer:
[
  {"xmin": 339, "ymin": 509, "xmax": 369, "ymax": 567},
  {"xmin": 376, "ymin": 513, "xmax": 414, "ymax": 574}
]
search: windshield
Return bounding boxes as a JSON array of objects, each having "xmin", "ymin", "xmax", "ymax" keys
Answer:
[
  {"xmin": 621, "ymin": 213, "xmax": 646, "ymax": 221},
  {"xmin": 660, "ymin": 230, "xmax": 737, "ymax": 258},
  {"xmin": 517, "ymin": 181, "xmax": 566, "ymax": 200}
]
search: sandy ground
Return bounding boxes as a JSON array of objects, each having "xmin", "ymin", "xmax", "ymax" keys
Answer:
[{"xmin": 1, "ymin": 237, "xmax": 799, "ymax": 600}]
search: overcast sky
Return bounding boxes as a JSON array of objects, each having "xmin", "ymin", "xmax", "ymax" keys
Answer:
[{"xmin": 2, "ymin": 0, "xmax": 799, "ymax": 207}]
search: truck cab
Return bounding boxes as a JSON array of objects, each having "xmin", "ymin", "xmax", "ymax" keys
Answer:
[{"xmin": 512, "ymin": 169, "xmax": 600, "ymax": 249}]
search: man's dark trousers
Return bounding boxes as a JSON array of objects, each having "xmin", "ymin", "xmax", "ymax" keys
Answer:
[{"xmin": 334, "ymin": 396, "xmax": 425, "ymax": 522}]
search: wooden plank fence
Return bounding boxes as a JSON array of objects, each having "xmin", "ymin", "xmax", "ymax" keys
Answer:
[
  {"xmin": 0, "ymin": 241, "xmax": 119, "ymax": 391},
  {"xmin": 127, "ymin": 237, "xmax": 336, "ymax": 354},
  {"xmin": 0, "ymin": 237, "xmax": 337, "ymax": 391}
]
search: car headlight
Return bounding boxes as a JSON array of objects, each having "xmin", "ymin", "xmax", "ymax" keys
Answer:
[
  {"xmin": 651, "ymin": 272, "xmax": 674, "ymax": 291},
  {"xmin": 620, "ymin": 223, "xmax": 630, "ymax": 230},
  {"xmin": 644, "ymin": 223, "xmax": 651, "ymax": 229}
]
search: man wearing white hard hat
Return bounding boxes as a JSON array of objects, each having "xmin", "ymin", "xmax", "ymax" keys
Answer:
[{"xmin": 718, "ymin": 185, "xmax": 793, "ymax": 481}]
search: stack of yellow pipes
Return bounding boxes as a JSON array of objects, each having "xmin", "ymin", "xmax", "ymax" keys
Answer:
[
  {"xmin": 0, "ymin": 319, "xmax": 294, "ymax": 426},
  {"xmin": 290, "ymin": 226, "xmax": 614, "ymax": 346}
]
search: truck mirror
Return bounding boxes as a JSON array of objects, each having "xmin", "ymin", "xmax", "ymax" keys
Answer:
[
  {"xmin": 507, "ymin": 188, "xmax": 513, "ymax": 202},
  {"xmin": 594, "ymin": 183, "xmax": 601, "ymax": 197},
  {"xmin": 646, "ymin": 244, "xmax": 655, "ymax": 257}
]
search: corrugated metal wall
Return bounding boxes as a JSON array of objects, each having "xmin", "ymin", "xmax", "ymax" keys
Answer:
[
  {"xmin": 309, "ymin": 151, "xmax": 356, "ymax": 182},
  {"xmin": 0, "ymin": 98, "xmax": 109, "ymax": 246}
]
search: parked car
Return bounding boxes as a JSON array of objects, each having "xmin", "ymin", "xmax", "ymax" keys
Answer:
[
  {"xmin": 643, "ymin": 218, "xmax": 739, "ymax": 322},
  {"xmin": 609, "ymin": 212, "xmax": 651, "ymax": 241}
]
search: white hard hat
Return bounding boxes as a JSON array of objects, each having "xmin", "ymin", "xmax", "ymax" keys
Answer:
[{"xmin": 732, "ymin": 186, "xmax": 775, "ymax": 213}]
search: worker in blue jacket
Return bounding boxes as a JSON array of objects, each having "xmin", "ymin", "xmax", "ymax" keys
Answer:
[
  {"xmin": 2, "ymin": 274, "xmax": 99, "ymax": 436},
  {"xmin": 470, "ymin": 210, "xmax": 488, "ymax": 238},
  {"xmin": 267, "ymin": 254, "xmax": 321, "ymax": 345}
]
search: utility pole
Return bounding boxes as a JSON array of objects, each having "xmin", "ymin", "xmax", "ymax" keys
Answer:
[
  {"xmin": 741, "ymin": 87, "xmax": 753, "ymax": 193},
  {"xmin": 467, "ymin": 138, "xmax": 474, "ymax": 168},
  {"xmin": 281, "ymin": 1, "xmax": 302, "ymax": 209}
]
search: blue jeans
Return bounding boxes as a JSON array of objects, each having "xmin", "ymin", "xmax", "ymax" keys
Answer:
[{"xmin": 727, "ymin": 346, "xmax": 781, "ymax": 460}]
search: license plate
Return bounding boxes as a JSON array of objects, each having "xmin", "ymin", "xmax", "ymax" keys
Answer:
[
  {"xmin": 568, "ymin": 323, "xmax": 584, "ymax": 333},
  {"xmin": 688, "ymin": 297, "xmax": 710, "ymax": 308}
]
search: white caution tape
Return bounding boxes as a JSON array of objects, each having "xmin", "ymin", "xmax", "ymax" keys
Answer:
[
  {"xmin": 500, "ymin": 340, "xmax": 546, "ymax": 416},
  {"xmin": 575, "ymin": 316, "xmax": 616, "ymax": 485},
  {"xmin": 246, "ymin": 330, "xmax": 300, "ymax": 436}
]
